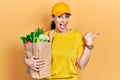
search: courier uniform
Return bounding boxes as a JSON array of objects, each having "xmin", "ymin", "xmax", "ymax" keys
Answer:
[{"xmin": 44, "ymin": 29, "xmax": 84, "ymax": 80}]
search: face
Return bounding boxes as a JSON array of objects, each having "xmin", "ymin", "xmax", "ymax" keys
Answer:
[{"xmin": 52, "ymin": 13, "xmax": 70, "ymax": 33}]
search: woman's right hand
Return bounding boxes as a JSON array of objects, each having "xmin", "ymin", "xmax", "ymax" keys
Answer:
[{"xmin": 24, "ymin": 56, "xmax": 45, "ymax": 71}]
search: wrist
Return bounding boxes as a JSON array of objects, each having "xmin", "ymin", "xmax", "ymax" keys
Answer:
[{"xmin": 85, "ymin": 44, "xmax": 94, "ymax": 50}]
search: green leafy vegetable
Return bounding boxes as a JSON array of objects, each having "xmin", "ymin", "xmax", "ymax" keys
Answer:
[
  {"xmin": 20, "ymin": 27, "xmax": 46, "ymax": 43},
  {"xmin": 20, "ymin": 36, "xmax": 27, "ymax": 43}
]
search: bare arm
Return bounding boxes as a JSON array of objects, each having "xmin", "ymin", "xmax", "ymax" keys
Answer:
[
  {"xmin": 77, "ymin": 47, "xmax": 92, "ymax": 69},
  {"xmin": 77, "ymin": 32, "xmax": 99, "ymax": 70}
]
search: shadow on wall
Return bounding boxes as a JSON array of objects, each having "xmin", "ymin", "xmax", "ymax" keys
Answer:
[
  {"xmin": 40, "ymin": 13, "xmax": 51, "ymax": 32},
  {"xmin": 43, "ymin": 15, "xmax": 51, "ymax": 31}
]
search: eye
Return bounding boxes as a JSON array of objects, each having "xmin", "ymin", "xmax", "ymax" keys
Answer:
[
  {"xmin": 65, "ymin": 15, "xmax": 70, "ymax": 18},
  {"xmin": 58, "ymin": 15, "xmax": 62, "ymax": 18}
]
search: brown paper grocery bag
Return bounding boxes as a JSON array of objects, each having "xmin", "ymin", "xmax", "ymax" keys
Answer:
[{"xmin": 24, "ymin": 42, "xmax": 51, "ymax": 79}]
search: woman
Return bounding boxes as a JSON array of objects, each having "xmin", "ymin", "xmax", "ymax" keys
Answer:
[{"xmin": 24, "ymin": 2, "xmax": 99, "ymax": 80}]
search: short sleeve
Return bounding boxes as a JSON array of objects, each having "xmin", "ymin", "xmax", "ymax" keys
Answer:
[
  {"xmin": 44, "ymin": 30, "xmax": 53, "ymax": 35},
  {"xmin": 44, "ymin": 31, "xmax": 49, "ymax": 35},
  {"xmin": 77, "ymin": 34, "xmax": 85, "ymax": 58}
]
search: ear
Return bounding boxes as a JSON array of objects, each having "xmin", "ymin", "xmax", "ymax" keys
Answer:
[{"xmin": 51, "ymin": 15, "xmax": 55, "ymax": 21}]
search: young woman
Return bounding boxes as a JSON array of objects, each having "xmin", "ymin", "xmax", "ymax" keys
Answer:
[{"xmin": 24, "ymin": 2, "xmax": 99, "ymax": 80}]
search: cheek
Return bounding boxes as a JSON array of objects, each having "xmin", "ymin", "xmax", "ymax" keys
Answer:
[
  {"xmin": 54, "ymin": 19, "xmax": 61, "ymax": 24},
  {"xmin": 66, "ymin": 19, "xmax": 70, "ymax": 23},
  {"xmin": 54, "ymin": 20, "xmax": 60, "ymax": 27}
]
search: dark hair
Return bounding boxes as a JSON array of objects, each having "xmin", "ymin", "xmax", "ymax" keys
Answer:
[
  {"xmin": 50, "ymin": 21, "xmax": 56, "ymax": 30},
  {"xmin": 50, "ymin": 15, "xmax": 56, "ymax": 30}
]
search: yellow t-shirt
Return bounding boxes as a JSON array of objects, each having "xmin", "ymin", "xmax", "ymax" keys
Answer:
[{"xmin": 45, "ymin": 29, "xmax": 84, "ymax": 79}]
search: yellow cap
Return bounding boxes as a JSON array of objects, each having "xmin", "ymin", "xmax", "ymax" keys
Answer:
[{"xmin": 52, "ymin": 2, "xmax": 71, "ymax": 16}]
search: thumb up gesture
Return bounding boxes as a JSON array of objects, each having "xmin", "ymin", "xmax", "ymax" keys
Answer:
[{"xmin": 84, "ymin": 32, "xmax": 100, "ymax": 46}]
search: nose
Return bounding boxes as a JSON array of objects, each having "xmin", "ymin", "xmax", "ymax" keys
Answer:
[{"xmin": 61, "ymin": 17, "xmax": 66, "ymax": 23}]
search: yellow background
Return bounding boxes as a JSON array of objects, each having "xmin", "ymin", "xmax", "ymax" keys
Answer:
[{"xmin": 0, "ymin": 0, "xmax": 120, "ymax": 80}]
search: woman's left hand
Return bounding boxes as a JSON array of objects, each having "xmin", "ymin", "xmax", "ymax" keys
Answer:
[{"xmin": 84, "ymin": 32, "xmax": 99, "ymax": 45}]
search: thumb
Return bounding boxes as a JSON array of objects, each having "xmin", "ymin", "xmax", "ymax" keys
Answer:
[{"xmin": 92, "ymin": 32, "xmax": 100, "ymax": 38}]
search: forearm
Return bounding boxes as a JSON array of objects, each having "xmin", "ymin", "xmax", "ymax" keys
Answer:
[
  {"xmin": 78, "ymin": 47, "xmax": 92, "ymax": 69},
  {"xmin": 78, "ymin": 32, "xmax": 99, "ymax": 70}
]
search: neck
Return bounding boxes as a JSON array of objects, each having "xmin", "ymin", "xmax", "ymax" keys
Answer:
[{"xmin": 55, "ymin": 29, "xmax": 71, "ymax": 34}]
